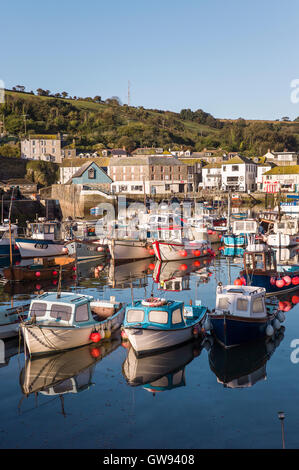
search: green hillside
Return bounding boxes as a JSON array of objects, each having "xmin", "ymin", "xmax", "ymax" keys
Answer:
[{"xmin": 1, "ymin": 89, "xmax": 299, "ymax": 156}]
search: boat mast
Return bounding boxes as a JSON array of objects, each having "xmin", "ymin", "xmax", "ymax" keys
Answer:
[
  {"xmin": 8, "ymin": 188, "xmax": 14, "ymax": 267},
  {"xmin": 227, "ymin": 189, "xmax": 231, "ymax": 232}
]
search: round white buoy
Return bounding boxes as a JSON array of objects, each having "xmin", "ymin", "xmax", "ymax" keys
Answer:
[
  {"xmin": 266, "ymin": 324, "xmax": 274, "ymax": 336},
  {"xmin": 273, "ymin": 319, "xmax": 281, "ymax": 330}
]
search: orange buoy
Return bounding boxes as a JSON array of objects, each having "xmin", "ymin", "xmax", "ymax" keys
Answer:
[
  {"xmin": 283, "ymin": 275, "xmax": 292, "ymax": 286},
  {"xmin": 179, "ymin": 249, "xmax": 187, "ymax": 257},
  {"xmin": 180, "ymin": 263, "xmax": 188, "ymax": 271},
  {"xmin": 90, "ymin": 347, "xmax": 101, "ymax": 358},
  {"xmin": 234, "ymin": 278, "xmax": 243, "ymax": 286},
  {"xmin": 292, "ymin": 295, "xmax": 299, "ymax": 304},
  {"xmin": 276, "ymin": 279, "xmax": 285, "ymax": 288},
  {"xmin": 35, "ymin": 271, "xmax": 41, "ymax": 277},
  {"xmin": 148, "ymin": 263, "xmax": 155, "ymax": 270}
]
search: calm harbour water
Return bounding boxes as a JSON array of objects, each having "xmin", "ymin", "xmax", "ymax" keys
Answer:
[{"xmin": 0, "ymin": 251, "xmax": 299, "ymax": 450}]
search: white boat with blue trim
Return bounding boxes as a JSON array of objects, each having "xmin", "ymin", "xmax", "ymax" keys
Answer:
[
  {"xmin": 16, "ymin": 219, "xmax": 67, "ymax": 258},
  {"xmin": 21, "ymin": 291, "xmax": 125, "ymax": 356},
  {"xmin": 123, "ymin": 297, "xmax": 207, "ymax": 355}
]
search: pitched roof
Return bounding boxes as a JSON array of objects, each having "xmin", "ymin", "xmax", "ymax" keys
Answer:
[
  {"xmin": 264, "ymin": 165, "xmax": 299, "ymax": 175},
  {"xmin": 202, "ymin": 162, "xmax": 223, "ymax": 169},
  {"xmin": 222, "ymin": 155, "xmax": 254, "ymax": 165},
  {"xmin": 108, "ymin": 155, "xmax": 186, "ymax": 166},
  {"xmin": 66, "ymin": 161, "xmax": 112, "ymax": 184}
]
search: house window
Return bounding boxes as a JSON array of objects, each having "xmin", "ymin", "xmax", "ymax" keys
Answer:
[
  {"xmin": 223, "ymin": 166, "xmax": 226, "ymax": 172},
  {"xmin": 165, "ymin": 184, "xmax": 170, "ymax": 190},
  {"xmin": 88, "ymin": 167, "xmax": 96, "ymax": 179},
  {"xmin": 232, "ymin": 165, "xmax": 239, "ymax": 171}
]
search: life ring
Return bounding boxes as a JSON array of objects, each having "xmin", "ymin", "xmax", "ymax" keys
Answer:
[{"xmin": 141, "ymin": 297, "xmax": 167, "ymax": 307}]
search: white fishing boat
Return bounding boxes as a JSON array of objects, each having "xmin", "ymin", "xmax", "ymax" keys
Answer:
[
  {"xmin": 152, "ymin": 238, "xmax": 213, "ymax": 261},
  {"xmin": 21, "ymin": 291, "xmax": 125, "ymax": 356},
  {"xmin": 123, "ymin": 298, "xmax": 207, "ymax": 355},
  {"xmin": 266, "ymin": 217, "xmax": 299, "ymax": 248},
  {"xmin": 16, "ymin": 219, "xmax": 67, "ymax": 258},
  {"xmin": 108, "ymin": 239, "xmax": 153, "ymax": 262}
]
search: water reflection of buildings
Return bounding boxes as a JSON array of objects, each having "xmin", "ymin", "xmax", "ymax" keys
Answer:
[
  {"xmin": 122, "ymin": 339, "xmax": 203, "ymax": 395},
  {"xmin": 19, "ymin": 336, "xmax": 121, "ymax": 415},
  {"xmin": 153, "ymin": 259, "xmax": 212, "ymax": 292},
  {"xmin": 208, "ymin": 328, "xmax": 285, "ymax": 388}
]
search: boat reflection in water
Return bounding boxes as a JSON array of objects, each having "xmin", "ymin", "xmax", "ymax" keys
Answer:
[
  {"xmin": 153, "ymin": 258, "xmax": 212, "ymax": 292},
  {"xmin": 108, "ymin": 258, "xmax": 151, "ymax": 289},
  {"xmin": 122, "ymin": 339, "xmax": 203, "ymax": 395},
  {"xmin": 208, "ymin": 328, "xmax": 285, "ymax": 388},
  {"xmin": 19, "ymin": 336, "xmax": 121, "ymax": 414}
]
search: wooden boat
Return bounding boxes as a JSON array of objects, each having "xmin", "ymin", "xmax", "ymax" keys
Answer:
[
  {"xmin": 3, "ymin": 256, "xmax": 76, "ymax": 282},
  {"xmin": 21, "ymin": 292, "xmax": 125, "ymax": 356},
  {"xmin": 208, "ymin": 284, "xmax": 283, "ymax": 348},
  {"xmin": 123, "ymin": 298, "xmax": 207, "ymax": 355},
  {"xmin": 240, "ymin": 244, "xmax": 299, "ymax": 295},
  {"xmin": 122, "ymin": 338, "xmax": 203, "ymax": 393}
]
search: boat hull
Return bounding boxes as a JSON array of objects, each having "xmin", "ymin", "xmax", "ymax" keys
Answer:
[
  {"xmin": 109, "ymin": 240, "xmax": 152, "ymax": 261},
  {"xmin": 223, "ymin": 235, "xmax": 246, "ymax": 247},
  {"xmin": 242, "ymin": 271, "xmax": 299, "ymax": 295},
  {"xmin": 16, "ymin": 238, "xmax": 66, "ymax": 258},
  {"xmin": 210, "ymin": 314, "xmax": 274, "ymax": 348},
  {"xmin": 124, "ymin": 313, "xmax": 206, "ymax": 355},
  {"xmin": 152, "ymin": 240, "xmax": 211, "ymax": 261},
  {"xmin": 267, "ymin": 233, "xmax": 299, "ymax": 248}
]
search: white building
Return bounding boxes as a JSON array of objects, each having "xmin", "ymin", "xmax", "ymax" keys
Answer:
[
  {"xmin": 262, "ymin": 165, "xmax": 299, "ymax": 193},
  {"xmin": 264, "ymin": 149, "xmax": 299, "ymax": 166},
  {"xmin": 221, "ymin": 156, "xmax": 257, "ymax": 192},
  {"xmin": 201, "ymin": 163, "xmax": 222, "ymax": 189}
]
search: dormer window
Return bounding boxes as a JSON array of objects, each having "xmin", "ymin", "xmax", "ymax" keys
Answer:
[{"xmin": 88, "ymin": 167, "xmax": 95, "ymax": 179}]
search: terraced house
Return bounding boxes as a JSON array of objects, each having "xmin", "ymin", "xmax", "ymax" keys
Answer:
[
  {"xmin": 21, "ymin": 133, "xmax": 76, "ymax": 163},
  {"xmin": 221, "ymin": 155, "xmax": 257, "ymax": 192},
  {"xmin": 108, "ymin": 154, "xmax": 188, "ymax": 195},
  {"xmin": 262, "ymin": 165, "xmax": 299, "ymax": 193}
]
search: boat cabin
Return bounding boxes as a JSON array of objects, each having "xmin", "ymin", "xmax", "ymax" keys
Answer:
[
  {"xmin": 28, "ymin": 292, "xmax": 122, "ymax": 326},
  {"xmin": 232, "ymin": 219, "xmax": 258, "ymax": 236},
  {"xmin": 27, "ymin": 220, "xmax": 61, "ymax": 241},
  {"xmin": 215, "ymin": 285, "xmax": 267, "ymax": 318},
  {"xmin": 124, "ymin": 300, "xmax": 190, "ymax": 329},
  {"xmin": 243, "ymin": 246, "xmax": 277, "ymax": 272},
  {"xmin": 273, "ymin": 218, "xmax": 299, "ymax": 236}
]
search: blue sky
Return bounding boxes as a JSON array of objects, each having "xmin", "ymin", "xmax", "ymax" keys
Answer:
[{"xmin": 1, "ymin": 0, "xmax": 299, "ymax": 120}]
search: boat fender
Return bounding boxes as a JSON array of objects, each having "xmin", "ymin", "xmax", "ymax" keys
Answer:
[
  {"xmin": 266, "ymin": 341, "xmax": 275, "ymax": 354},
  {"xmin": 204, "ymin": 318, "xmax": 212, "ymax": 332},
  {"xmin": 193, "ymin": 326, "xmax": 199, "ymax": 338},
  {"xmin": 266, "ymin": 324, "xmax": 274, "ymax": 337},
  {"xmin": 273, "ymin": 319, "xmax": 281, "ymax": 330},
  {"xmin": 276, "ymin": 279, "xmax": 285, "ymax": 288},
  {"xmin": 141, "ymin": 298, "xmax": 167, "ymax": 307},
  {"xmin": 277, "ymin": 311, "xmax": 285, "ymax": 323}
]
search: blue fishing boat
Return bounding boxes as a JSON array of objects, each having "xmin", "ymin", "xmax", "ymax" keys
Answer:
[
  {"xmin": 223, "ymin": 219, "xmax": 259, "ymax": 247},
  {"xmin": 208, "ymin": 284, "xmax": 283, "ymax": 348},
  {"xmin": 123, "ymin": 297, "xmax": 207, "ymax": 355}
]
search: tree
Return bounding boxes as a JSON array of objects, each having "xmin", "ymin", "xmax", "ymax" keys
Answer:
[
  {"xmin": 94, "ymin": 96, "xmax": 102, "ymax": 103},
  {"xmin": 61, "ymin": 91, "xmax": 68, "ymax": 98}
]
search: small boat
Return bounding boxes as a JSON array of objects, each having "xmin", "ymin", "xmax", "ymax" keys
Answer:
[
  {"xmin": 122, "ymin": 339, "xmax": 203, "ymax": 394},
  {"xmin": 3, "ymin": 256, "xmax": 76, "ymax": 282},
  {"xmin": 152, "ymin": 239, "xmax": 213, "ymax": 261},
  {"xmin": 208, "ymin": 283, "xmax": 283, "ymax": 348},
  {"xmin": 16, "ymin": 219, "xmax": 67, "ymax": 258},
  {"xmin": 223, "ymin": 219, "xmax": 259, "ymax": 247},
  {"xmin": 21, "ymin": 292, "xmax": 125, "ymax": 356},
  {"xmin": 66, "ymin": 239, "xmax": 108, "ymax": 261},
  {"xmin": 266, "ymin": 217, "xmax": 299, "ymax": 248},
  {"xmin": 0, "ymin": 220, "xmax": 20, "ymax": 258},
  {"xmin": 108, "ymin": 239, "xmax": 153, "ymax": 262},
  {"xmin": 123, "ymin": 297, "xmax": 207, "ymax": 355},
  {"xmin": 240, "ymin": 244, "xmax": 299, "ymax": 295}
]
